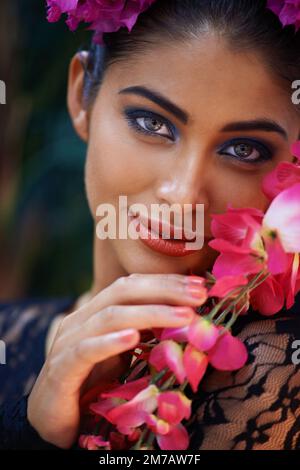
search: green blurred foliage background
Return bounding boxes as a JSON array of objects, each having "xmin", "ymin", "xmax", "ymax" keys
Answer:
[{"xmin": 0, "ymin": 0, "xmax": 94, "ymax": 300}]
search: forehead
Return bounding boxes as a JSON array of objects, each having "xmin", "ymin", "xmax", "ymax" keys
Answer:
[{"xmin": 103, "ymin": 34, "xmax": 299, "ymax": 133}]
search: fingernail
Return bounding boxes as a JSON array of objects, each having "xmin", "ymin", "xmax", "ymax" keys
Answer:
[
  {"xmin": 186, "ymin": 283, "xmax": 207, "ymax": 299},
  {"xmin": 186, "ymin": 275, "xmax": 206, "ymax": 286},
  {"xmin": 173, "ymin": 307, "xmax": 194, "ymax": 318},
  {"xmin": 118, "ymin": 329, "xmax": 137, "ymax": 343}
]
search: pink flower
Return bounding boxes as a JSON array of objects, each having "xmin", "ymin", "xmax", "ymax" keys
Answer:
[
  {"xmin": 209, "ymin": 182, "xmax": 300, "ymax": 314},
  {"xmin": 157, "ymin": 391, "xmax": 191, "ymax": 425},
  {"xmin": 210, "ymin": 206, "xmax": 264, "ymax": 247},
  {"xmin": 145, "ymin": 414, "xmax": 171, "ymax": 435},
  {"xmin": 89, "ymin": 396, "xmax": 123, "ymax": 420},
  {"xmin": 149, "ymin": 340, "xmax": 186, "ymax": 384},
  {"xmin": 160, "ymin": 326, "xmax": 190, "ymax": 342},
  {"xmin": 277, "ymin": 253, "xmax": 300, "ymax": 309},
  {"xmin": 156, "ymin": 423, "xmax": 189, "ymax": 451},
  {"xmin": 183, "ymin": 344, "xmax": 208, "ymax": 392},
  {"xmin": 266, "ymin": 0, "xmax": 300, "ymax": 30},
  {"xmin": 209, "ymin": 206, "xmax": 265, "ymax": 278},
  {"xmin": 262, "ymin": 141, "xmax": 300, "ymax": 201},
  {"xmin": 46, "ymin": 0, "xmax": 157, "ymax": 43},
  {"xmin": 100, "ymin": 376, "xmax": 151, "ymax": 400},
  {"xmin": 262, "ymin": 183, "xmax": 300, "ymax": 254},
  {"xmin": 102, "ymin": 385, "xmax": 159, "ymax": 435},
  {"xmin": 250, "ymin": 274, "xmax": 285, "ymax": 315},
  {"xmin": 145, "ymin": 392, "xmax": 191, "ymax": 450},
  {"xmin": 208, "ymin": 274, "xmax": 249, "ymax": 299},
  {"xmin": 187, "ymin": 316, "xmax": 219, "ymax": 351},
  {"xmin": 207, "ymin": 329, "xmax": 248, "ymax": 371},
  {"xmin": 79, "ymin": 434, "xmax": 110, "ymax": 450},
  {"xmin": 262, "ymin": 162, "xmax": 300, "ymax": 201},
  {"xmin": 146, "ymin": 413, "xmax": 189, "ymax": 450}
]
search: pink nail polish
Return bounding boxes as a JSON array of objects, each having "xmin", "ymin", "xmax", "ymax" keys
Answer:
[
  {"xmin": 118, "ymin": 329, "xmax": 136, "ymax": 342},
  {"xmin": 186, "ymin": 283, "xmax": 207, "ymax": 299},
  {"xmin": 186, "ymin": 275, "xmax": 206, "ymax": 286},
  {"xmin": 173, "ymin": 307, "xmax": 194, "ymax": 318}
]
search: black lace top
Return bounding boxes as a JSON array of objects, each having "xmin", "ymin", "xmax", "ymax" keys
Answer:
[{"xmin": 0, "ymin": 294, "xmax": 300, "ymax": 450}]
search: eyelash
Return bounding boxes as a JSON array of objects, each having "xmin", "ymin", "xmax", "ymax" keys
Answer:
[
  {"xmin": 123, "ymin": 107, "xmax": 176, "ymax": 141},
  {"xmin": 217, "ymin": 138, "xmax": 273, "ymax": 164},
  {"xmin": 123, "ymin": 107, "xmax": 274, "ymax": 164}
]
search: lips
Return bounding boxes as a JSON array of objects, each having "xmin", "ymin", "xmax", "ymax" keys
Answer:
[{"xmin": 128, "ymin": 211, "xmax": 197, "ymax": 243}]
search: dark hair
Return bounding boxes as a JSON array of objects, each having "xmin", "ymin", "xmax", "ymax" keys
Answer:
[{"xmin": 80, "ymin": 0, "xmax": 300, "ymax": 111}]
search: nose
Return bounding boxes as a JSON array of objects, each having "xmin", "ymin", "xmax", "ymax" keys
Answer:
[{"xmin": 155, "ymin": 151, "xmax": 210, "ymax": 211}]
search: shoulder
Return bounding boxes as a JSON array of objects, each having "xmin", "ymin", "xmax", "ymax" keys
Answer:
[{"xmin": 0, "ymin": 296, "xmax": 76, "ymax": 406}]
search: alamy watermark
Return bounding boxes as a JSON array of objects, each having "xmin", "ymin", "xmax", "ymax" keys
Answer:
[
  {"xmin": 291, "ymin": 340, "xmax": 300, "ymax": 365},
  {"xmin": 95, "ymin": 196, "xmax": 205, "ymax": 250},
  {"xmin": 0, "ymin": 80, "xmax": 6, "ymax": 104},
  {"xmin": 0, "ymin": 340, "xmax": 6, "ymax": 365},
  {"xmin": 291, "ymin": 80, "xmax": 300, "ymax": 105}
]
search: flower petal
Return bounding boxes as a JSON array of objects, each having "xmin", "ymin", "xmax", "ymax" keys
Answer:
[
  {"xmin": 106, "ymin": 385, "xmax": 159, "ymax": 431},
  {"xmin": 149, "ymin": 340, "xmax": 186, "ymax": 384},
  {"xmin": 183, "ymin": 344, "xmax": 208, "ymax": 392},
  {"xmin": 156, "ymin": 424, "xmax": 189, "ymax": 451},
  {"xmin": 187, "ymin": 316, "xmax": 219, "ymax": 351},
  {"xmin": 79, "ymin": 434, "xmax": 110, "ymax": 450},
  {"xmin": 263, "ymin": 183, "xmax": 300, "ymax": 253},
  {"xmin": 100, "ymin": 376, "xmax": 151, "ymax": 400},
  {"xmin": 207, "ymin": 330, "xmax": 248, "ymax": 371},
  {"xmin": 157, "ymin": 391, "xmax": 191, "ymax": 425},
  {"xmin": 208, "ymin": 274, "xmax": 248, "ymax": 299},
  {"xmin": 250, "ymin": 275, "xmax": 285, "ymax": 316}
]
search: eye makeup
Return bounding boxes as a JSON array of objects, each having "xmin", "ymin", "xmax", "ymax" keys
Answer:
[
  {"xmin": 217, "ymin": 137, "xmax": 274, "ymax": 165},
  {"xmin": 122, "ymin": 106, "xmax": 178, "ymax": 141},
  {"xmin": 122, "ymin": 105, "xmax": 276, "ymax": 165}
]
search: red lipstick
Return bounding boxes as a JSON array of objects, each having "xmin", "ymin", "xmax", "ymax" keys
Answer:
[{"xmin": 128, "ymin": 213, "xmax": 202, "ymax": 257}]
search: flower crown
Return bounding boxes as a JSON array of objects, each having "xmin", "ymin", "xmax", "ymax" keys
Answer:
[
  {"xmin": 46, "ymin": 1, "xmax": 300, "ymax": 44},
  {"xmin": 46, "ymin": 0, "xmax": 157, "ymax": 44}
]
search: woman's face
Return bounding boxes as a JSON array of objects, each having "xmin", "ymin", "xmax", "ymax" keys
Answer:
[{"xmin": 68, "ymin": 34, "xmax": 300, "ymax": 283}]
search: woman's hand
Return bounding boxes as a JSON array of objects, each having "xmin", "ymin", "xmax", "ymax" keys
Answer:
[{"xmin": 27, "ymin": 273, "xmax": 204, "ymax": 448}]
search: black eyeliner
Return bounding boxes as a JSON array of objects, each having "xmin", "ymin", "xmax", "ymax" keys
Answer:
[
  {"xmin": 217, "ymin": 137, "xmax": 274, "ymax": 164},
  {"xmin": 122, "ymin": 106, "xmax": 178, "ymax": 141}
]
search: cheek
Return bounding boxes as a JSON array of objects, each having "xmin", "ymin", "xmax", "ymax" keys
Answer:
[
  {"xmin": 208, "ymin": 166, "xmax": 270, "ymax": 213},
  {"xmin": 84, "ymin": 121, "xmax": 160, "ymax": 215}
]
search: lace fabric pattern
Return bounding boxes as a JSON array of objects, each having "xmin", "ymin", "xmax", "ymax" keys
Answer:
[{"xmin": 186, "ymin": 313, "xmax": 300, "ymax": 450}]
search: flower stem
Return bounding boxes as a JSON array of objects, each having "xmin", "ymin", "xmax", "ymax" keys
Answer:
[
  {"xmin": 150, "ymin": 367, "xmax": 169, "ymax": 385},
  {"xmin": 214, "ymin": 270, "xmax": 269, "ymax": 326},
  {"xmin": 130, "ymin": 426, "xmax": 149, "ymax": 450},
  {"xmin": 178, "ymin": 379, "xmax": 189, "ymax": 392},
  {"xmin": 145, "ymin": 431, "xmax": 156, "ymax": 449},
  {"xmin": 160, "ymin": 374, "xmax": 177, "ymax": 391}
]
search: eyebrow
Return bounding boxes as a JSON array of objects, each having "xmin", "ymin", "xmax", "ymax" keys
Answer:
[
  {"xmin": 221, "ymin": 119, "xmax": 288, "ymax": 140},
  {"xmin": 118, "ymin": 85, "xmax": 189, "ymax": 124},
  {"xmin": 118, "ymin": 85, "xmax": 288, "ymax": 140}
]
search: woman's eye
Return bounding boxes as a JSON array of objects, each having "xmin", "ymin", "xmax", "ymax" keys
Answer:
[
  {"xmin": 123, "ymin": 108, "xmax": 176, "ymax": 141},
  {"xmin": 218, "ymin": 139, "xmax": 273, "ymax": 164},
  {"xmin": 136, "ymin": 117, "xmax": 169, "ymax": 135}
]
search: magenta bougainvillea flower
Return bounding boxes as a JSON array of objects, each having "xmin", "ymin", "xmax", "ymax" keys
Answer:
[
  {"xmin": 267, "ymin": 0, "xmax": 300, "ymax": 30},
  {"xmin": 46, "ymin": 0, "xmax": 157, "ymax": 43}
]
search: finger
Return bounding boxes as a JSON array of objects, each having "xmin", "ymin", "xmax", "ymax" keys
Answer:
[
  {"xmin": 49, "ymin": 329, "xmax": 140, "ymax": 389},
  {"xmin": 72, "ymin": 273, "xmax": 206, "ymax": 323},
  {"xmin": 57, "ymin": 304, "xmax": 196, "ymax": 348}
]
